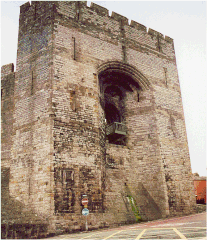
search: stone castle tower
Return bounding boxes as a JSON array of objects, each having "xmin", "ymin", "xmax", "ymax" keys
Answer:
[{"xmin": 1, "ymin": 1, "xmax": 196, "ymax": 237}]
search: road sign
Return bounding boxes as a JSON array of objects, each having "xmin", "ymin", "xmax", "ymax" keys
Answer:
[
  {"xmin": 82, "ymin": 208, "xmax": 89, "ymax": 216},
  {"xmin": 82, "ymin": 198, "xmax": 88, "ymax": 205}
]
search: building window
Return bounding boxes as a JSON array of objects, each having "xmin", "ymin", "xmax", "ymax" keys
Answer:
[{"xmin": 54, "ymin": 168, "xmax": 75, "ymax": 213}]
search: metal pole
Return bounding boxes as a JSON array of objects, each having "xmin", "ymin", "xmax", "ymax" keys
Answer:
[{"xmin": 86, "ymin": 215, "xmax": 88, "ymax": 231}]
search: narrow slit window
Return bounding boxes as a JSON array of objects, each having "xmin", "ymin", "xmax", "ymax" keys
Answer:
[
  {"xmin": 164, "ymin": 67, "xmax": 167, "ymax": 86},
  {"xmin": 77, "ymin": 10, "xmax": 80, "ymax": 20},
  {"xmin": 157, "ymin": 37, "xmax": 162, "ymax": 52},
  {"xmin": 31, "ymin": 71, "xmax": 34, "ymax": 95},
  {"xmin": 72, "ymin": 37, "xmax": 76, "ymax": 60},
  {"xmin": 122, "ymin": 45, "xmax": 126, "ymax": 62}
]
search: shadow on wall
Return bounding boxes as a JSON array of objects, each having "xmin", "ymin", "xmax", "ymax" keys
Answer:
[
  {"xmin": 125, "ymin": 182, "xmax": 162, "ymax": 221},
  {"xmin": 1, "ymin": 168, "xmax": 48, "ymax": 239}
]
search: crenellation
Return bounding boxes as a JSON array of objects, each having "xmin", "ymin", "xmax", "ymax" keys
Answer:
[
  {"xmin": 18, "ymin": 1, "xmax": 174, "ymax": 55},
  {"xmin": 130, "ymin": 20, "xmax": 147, "ymax": 32},
  {"xmin": 20, "ymin": 1, "xmax": 30, "ymax": 14},
  {"xmin": 78, "ymin": 1, "xmax": 87, "ymax": 7},
  {"xmin": 165, "ymin": 35, "xmax": 174, "ymax": 43},
  {"xmin": 1, "ymin": 63, "xmax": 14, "ymax": 77},
  {"xmin": 90, "ymin": 2, "xmax": 109, "ymax": 17},
  {"xmin": 148, "ymin": 28, "xmax": 164, "ymax": 39},
  {"xmin": 111, "ymin": 11, "xmax": 129, "ymax": 25},
  {"xmin": 57, "ymin": 1, "xmax": 77, "ymax": 20}
]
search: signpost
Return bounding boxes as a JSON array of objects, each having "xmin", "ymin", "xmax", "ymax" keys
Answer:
[
  {"xmin": 82, "ymin": 196, "xmax": 89, "ymax": 231},
  {"xmin": 82, "ymin": 208, "xmax": 89, "ymax": 216},
  {"xmin": 82, "ymin": 208, "xmax": 89, "ymax": 231},
  {"xmin": 82, "ymin": 198, "xmax": 88, "ymax": 206}
]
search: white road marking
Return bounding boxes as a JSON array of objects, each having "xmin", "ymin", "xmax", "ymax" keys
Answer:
[
  {"xmin": 80, "ymin": 231, "xmax": 101, "ymax": 239},
  {"xmin": 173, "ymin": 228, "xmax": 187, "ymax": 239},
  {"xmin": 135, "ymin": 229, "xmax": 147, "ymax": 240},
  {"xmin": 151, "ymin": 222, "xmax": 201, "ymax": 227},
  {"xmin": 103, "ymin": 230, "xmax": 123, "ymax": 240}
]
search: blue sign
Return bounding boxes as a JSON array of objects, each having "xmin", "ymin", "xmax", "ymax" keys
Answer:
[{"xmin": 82, "ymin": 208, "xmax": 89, "ymax": 216}]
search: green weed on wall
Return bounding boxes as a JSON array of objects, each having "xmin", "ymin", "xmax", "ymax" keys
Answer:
[{"xmin": 127, "ymin": 195, "xmax": 142, "ymax": 222}]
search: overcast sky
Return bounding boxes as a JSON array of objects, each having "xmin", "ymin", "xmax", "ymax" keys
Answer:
[{"xmin": 1, "ymin": 1, "xmax": 206, "ymax": 176}]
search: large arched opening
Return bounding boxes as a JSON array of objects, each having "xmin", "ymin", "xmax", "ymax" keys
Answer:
[{"xmin": 98, "ymin": 61, "xmax": 150, "ymax": 145}]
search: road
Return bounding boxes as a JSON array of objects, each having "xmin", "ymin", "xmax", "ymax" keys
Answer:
[{"xmin": 47, "ymin": 212, "xmax": 206, "ymax": 239}]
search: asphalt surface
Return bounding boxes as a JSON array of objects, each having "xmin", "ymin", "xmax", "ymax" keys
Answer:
[{"xmin": 47, "ymin": 212, "xmax": 206, "ymax": 239}]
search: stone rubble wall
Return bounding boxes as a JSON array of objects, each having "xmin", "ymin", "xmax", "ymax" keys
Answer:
[
  {"xmin": 2, "ymin": 2, "xmax": 55, "ymax": 234},
  {"xmin": 1, "ymin": 1, "xmax": 196, "ymax": 237}
]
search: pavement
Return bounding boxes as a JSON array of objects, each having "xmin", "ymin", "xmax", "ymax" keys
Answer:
[{"xmin": 46, "ymin": 212, "xmax": 206, "ymax": 239}]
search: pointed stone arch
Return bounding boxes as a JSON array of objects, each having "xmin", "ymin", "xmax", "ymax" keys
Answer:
[{"xmin": 97, "ymin": 61, "xmax": 150, "ymax": 91}]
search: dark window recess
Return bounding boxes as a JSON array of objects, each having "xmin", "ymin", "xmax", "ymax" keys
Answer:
[
  {"xmin": 72, "ymin": 37, "xmax": 76, "ymax": 60},
  {"xmin": 105, "ymin": 102, "xmax": 126, "ymax": 145},
  {"xmin": 99, "ymin": 71, "xmax": 141, "ymax": 145},
  {"xmin": 91, "ymin": 195, "xmax": 103, "ymax": 212},
  {"xmin": 164, "ymin": 67, "xmax": 167, "ymax": 86},
  {"xmin": 54, "ymin": 168, "xmax": 75, "ymax": 213},
  {"xmin": 31, "ymin": 71, "xmax": 34, "ymax": 95},
  {"xmin": 70, "ymin": 90, "xmax": 77, "ymax": 111},
  {"xmin": 77, "ymin": 10, "xmax": 80, "ymax": 20},
  {"xmin": 105, "ymin": 103, "xmax": 120, "ymax": 124},
  {"xmin": 157, "ymin": 36, "xmax": 162, "ymax": 52},
  {"xmin": 77, "ymin": 2, "xmax": 80, "ymax": 21},
  {"xmin": 122, "ymin": 45, "xmax": 126, "ymax": 62},
  {"xmin": 34, "ymin": 4, "xmax": 37, "ymax": 20}
]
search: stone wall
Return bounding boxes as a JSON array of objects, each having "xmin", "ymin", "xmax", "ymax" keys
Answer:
[
  {"xmin": 1, "ymin": 1, "xmax": 196, "ymax": 237},
  {"xmin": 2, "ymin": 3, "xmax": 54, "ymax": 237},
  {"xmin": 1, "ymin": 63, "xmax": 15, "ymax": 170}
]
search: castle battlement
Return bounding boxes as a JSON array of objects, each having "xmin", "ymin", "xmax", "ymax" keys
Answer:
[
  {"xmin": 19, "ymin": 1, "xmax": 173, "ymax": 44},
  {"xmin": 1, "ymin": 63, "xmax": 15, "ymax": 78}
]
